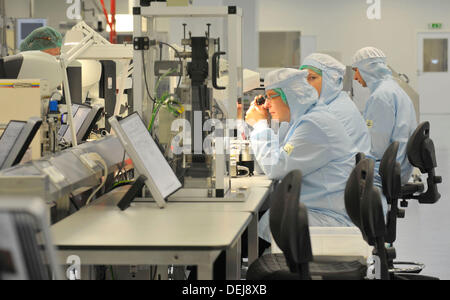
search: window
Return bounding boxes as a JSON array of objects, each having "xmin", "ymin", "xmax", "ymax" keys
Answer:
[
  {"xmin": 423, "ymin": 38, "xmax": 448, "ymax": 72},
  {"xmin": 259, "ymin": 32, "xmax": 301, "ymax": 68}
]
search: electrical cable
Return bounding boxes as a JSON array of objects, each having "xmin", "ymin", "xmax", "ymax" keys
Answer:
[
  {"xmin": 148, "ymin": 68, "xmax": 179, "ymax": 133},
  {"xmin": 80, "ymin": 153, "xmax": 108, "ymax": 206},
  {"xmin": 141, "ymin": 41, "xmax": 185, "ymax": 134},
  {"xmin": 115, "ymin": 150, "xmax": 127, "ymax": 181},
  {"xmin": 158, "ymin": 41, "xmax": 183, "ymax": 89},
  {"xmin": 112, "ymin": 180, "xmax": 133, "ymax": 189},
  {"xmin": 110, "ymin": 266, "xmax": 115, "ymax": 280},
  {"xmin": 142, "ymin": 51, "xmax": 156, "ymax": 103}
]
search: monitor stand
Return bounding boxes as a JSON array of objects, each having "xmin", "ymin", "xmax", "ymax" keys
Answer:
[{"xmin": 117, "ymin": 175, "xmax": 147, "ymax": 211}]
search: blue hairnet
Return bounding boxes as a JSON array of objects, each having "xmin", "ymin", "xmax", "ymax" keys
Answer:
[
  {"xmin": 265, "ymin": 68, "xmax": 319, "ymax": 120},
  {"xmin": 352, "ymin": 47, "xmax": 386, "ymax": 65},
  {"xmin": 353, "ymin": 57, "xmax": 393, "ymax": 92},
  {"xmin": 302, "ymin": 53, "xmax": 346, "ymax": 105}
]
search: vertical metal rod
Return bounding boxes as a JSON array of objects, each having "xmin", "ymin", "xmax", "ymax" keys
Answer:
[
  {"xmin": 226, "ymin": 238, "xmax": 242, "ymax": 280},
  {"xmin": 247, "ymin": 215, "xmax": 259, "ymax": 265},
  {"xmin": 61, "ymin": 60, "xmax": 78, "ymax": 147},
  {"xmin": 29, "ymin": 0, "xmax": 35, "ymax": 18},
  {"xmin": 0, "ymin": 0, "xmax": 7, "ymax": 56},
  {"xmin": 183, "ymin": 23, "xmax": 187, "ymax": 52},
  {"xmin": 132, "ymin": 0, "xmax": 143, "ymax": 116}
]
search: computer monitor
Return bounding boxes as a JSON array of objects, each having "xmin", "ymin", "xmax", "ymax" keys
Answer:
[
  {"xmin": 58, "ymin": 104, "xmax": 103, "ymax": 145},
  {"xmin": 0, "ymin": 117, "xmax": 42, "ymax": 170},
  {"xmin": 16, "ymin": 19, "xmax": 47, "ymax": 49},
  {"xmin": 109, "ymin": 113, "xmax": 182, "ymax": 208}
]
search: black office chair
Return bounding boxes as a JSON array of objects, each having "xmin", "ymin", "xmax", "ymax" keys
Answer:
[
  {"xmin": 378, "ymin": 139, "xmax": 440, "ymax": 279},
  {"xmin": 379, "ymin": 142, "xmax": 402, "ymax": 245},
  {"xmin": 401, "ymin": 122, "xmax": 442, "ymax": 204},
  {"xmin": 378, "ymin": 122, "xmax": 442, "ymax": 246},
  {"xmin": 246, "ymin": 170, "xmax": 367, "ymax": 280},
  {"xmin": 355, "ymin": 152, "xmax": 366, "ymax": 165},
  {"xmin": 345, "ymin": 158, "xmax": 390, "ymax": 280}
]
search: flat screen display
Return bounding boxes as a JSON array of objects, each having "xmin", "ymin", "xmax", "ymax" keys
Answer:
[
  {"xmin": 0, "ymin": 121, "xmax": 26, "ymax": 169},
  {"xmin": 16, "ymin": 19, "xmax": 47, "ymax": 49},
  {"xmin": 117, "ymin": 113, "xmax": 182, "ymax": 200}
]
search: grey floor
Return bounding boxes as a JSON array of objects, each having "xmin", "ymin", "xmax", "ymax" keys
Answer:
[{"xmin": 394, "ymin": 114, "xmax": 450, "ymax": 279}]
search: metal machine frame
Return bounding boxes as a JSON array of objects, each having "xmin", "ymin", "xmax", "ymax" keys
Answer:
[
  {"xmin": 61, "ymin": 21, "xmax": 134, "ymax": 147},
  {"xmin": 132, "ymin": 1, "xmax": 244, "ymax": 201},
  {"xmin": 132, "ymin": 1, "xmax": 243, "ymax": 120}
]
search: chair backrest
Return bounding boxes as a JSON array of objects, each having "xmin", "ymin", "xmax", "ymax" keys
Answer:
[
  {"xmin": 379, "ymin": 142, "xmax": 401, "ymax": 244},
  {"xmin": 406, "ymin": 122, "xmax": 442, "ymax": 204},
  {"xmin": 345, "ymin": 159, "xmax": 390, "ymax": 279},
  {"xmin": 355, "ymin": 152, "xmax": 366, "ymax": 166},
  {"xmin": 345, "ymin": 159, "xmax": 386, "ymax": 246},
  {"xmin": 379, "ymin": 142, "xmax": 401, "ymax": 201},
  {"xmin": 269, "ymin": 170, "xmax": 313, "ymax": 275},
  {"xmin": 407, "ymin": 122, "xmax": 436, "ymax": 173}
]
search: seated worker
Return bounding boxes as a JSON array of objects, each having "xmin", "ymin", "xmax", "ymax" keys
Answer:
[
  {"xmin": 301, "ymin": 53, "xmax": 371, "ymax": 156},
  {"xmin": 245, "ymin": 69, "xmax": 357, "ymax": 243},
  {"xmin": 19, "ymin": 26, "xmax": 62, "ymax": 56},
  {"xmin": 352, "ymin": 47, "xmax": 417, "ymax": 185}
]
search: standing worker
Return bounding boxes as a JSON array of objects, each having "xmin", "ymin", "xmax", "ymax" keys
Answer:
[
  {"xmin": 352, "ymin": 47, "xmax": 417, "ymax": 184},
  {"xmin": 19, "ymin": 26, "xmax": 62, "ymax": 56},
  {"xmin": 301, "ymin": 53, "xmax": 371, "ymax": 156}
]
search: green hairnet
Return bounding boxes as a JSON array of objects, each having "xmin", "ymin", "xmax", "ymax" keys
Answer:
[
  {"xmin": 272, "ymin": 88, "xmax": 288, "ymax": 104},
  {"xmin": 299, "ymin": 65, "xmax": 323, "ymax": 77},
  {"xmin": 19, "ymin": 26, "xmax": 62, "ymax": 52}
]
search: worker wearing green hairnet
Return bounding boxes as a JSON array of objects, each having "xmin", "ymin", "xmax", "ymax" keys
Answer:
[{"xmin": 19, "ymin": 26, "xmax": 62, "ymax": 56}]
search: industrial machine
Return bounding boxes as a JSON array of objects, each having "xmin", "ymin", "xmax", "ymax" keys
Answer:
[
  {"xmin": 0, "ymin": 21, "xmax": 133, "ymax": 158},
  {"xmin": 0, "ymin": 135, "xmax": 126, "ymax": 221},
  {"xmin": 0, "ymin": 50, "xmax": 65, "ymax": 156},
  {"xmin": 132, "ymin": 1, "xmax": 245, "ymax": 201},
  {"xmin": 62, "ymin": 21, "xmax": 134, "ymax": 130}
]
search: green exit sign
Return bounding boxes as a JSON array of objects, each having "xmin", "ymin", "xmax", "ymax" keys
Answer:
[{"xmin": 429, "ymin": 23, "xmax": 443, "ymax": 29}]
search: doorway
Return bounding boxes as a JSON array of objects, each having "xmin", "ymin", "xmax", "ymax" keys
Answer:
[{"xmin": 417, "ymin": 32, "xmax": 450, "ymax": 114}]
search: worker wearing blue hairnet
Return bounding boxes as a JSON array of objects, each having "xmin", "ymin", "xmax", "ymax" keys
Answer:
[
  {"xmin": 352, "ymin": 47, "xmax": 417, "ymax": 185},
  {"xmin": 19, "ymin": 26, "xmax": 62, "ymax": 56},
  {"xmin": 245, "ymin": 69, "xmax": 357, "ymax": 242},
  {"xmin": 301, "ymin": 53, "xmax": 371, "ymax": 156}
]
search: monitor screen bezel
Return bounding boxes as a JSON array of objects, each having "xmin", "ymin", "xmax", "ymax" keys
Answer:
[
  {"xmin": 109, "ymin": 113, "xmax": 182, "ymax": 208},
  {"xmin": 16, "ymin": 18, "xmax": 47, "ymax": 49}
]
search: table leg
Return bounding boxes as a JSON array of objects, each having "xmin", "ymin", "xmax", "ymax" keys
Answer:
[
  {"xmin": 248, "ymin": 214, "xmax": 259, "ymax": 265},
  {"xmin": 197, "ymin": 264, "xmax": 214, "ymax": 280},
  {"xmin": 156, "ymin": 265, "xmax": 169, "ymax": 280},
  {"xmin": 226, "ymin": 238, "xmax": 242, "ymax": 280}
]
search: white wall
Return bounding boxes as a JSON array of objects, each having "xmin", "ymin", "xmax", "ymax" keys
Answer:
[
  {"xmin": 258, "ymin": 0, "xmax": 450, "ymax": 90},
  {"xmin": 4, "ymin": 1, "xmax": 259, "ymax": 68},
  {"xmin": 5, "ymin": 0, "xmax": 30, "ymax": 18},
  {"xmin": 5, "ymin": 0, "xmax": 130, "ymax": 33},
  {"xmin": 163, "ymin": 0, "xmax": 258, "ymax": 70},
  {"xmin": 167, "ymin": 0, "xmax": 225, "ymax": 47},
  {"xmin": 223, "ymin": 0, "xmax": 259, "ymax": 70}
]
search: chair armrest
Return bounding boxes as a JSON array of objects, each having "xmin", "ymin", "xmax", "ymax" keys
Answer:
[{"xmin": 401, "ymin": 183, "xmax": 424, "ymax": 198}]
